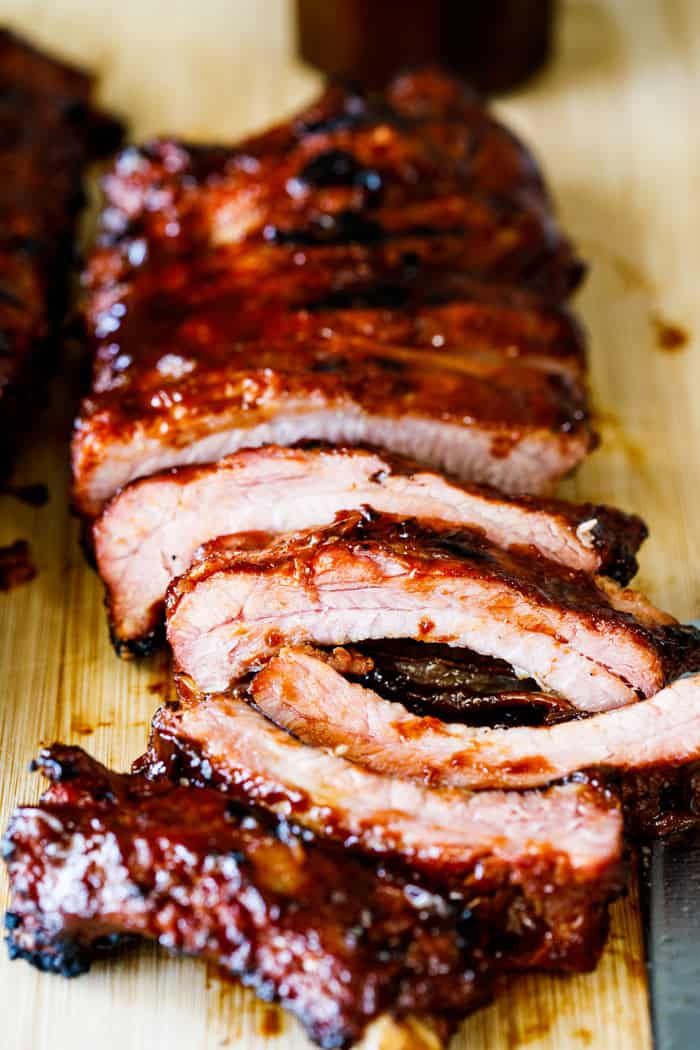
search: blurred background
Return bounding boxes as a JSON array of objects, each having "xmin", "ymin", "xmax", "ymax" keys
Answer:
[{"xmin": 0, "ymin": 0, "xmax": 676, "ymax": 140}]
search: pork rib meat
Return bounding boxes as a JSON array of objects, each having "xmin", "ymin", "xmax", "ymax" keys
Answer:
[
  {"xmin": 166, "ymin": 510, "xmax": 699, "ymax": 709},
  {"xmin": 3, "ymin": 746, "xmax": 488, "ymax": 1048},
  {"xmin": 94, "ymin": 443, "xmax": 646, "ymax": 654},
  {"xmin": 72, "ymin": 70, "xmax": 590, "ymax": 517},
  {"xmin": 252, "ymin": 646, "xmax": 700, "ymax": 791}
]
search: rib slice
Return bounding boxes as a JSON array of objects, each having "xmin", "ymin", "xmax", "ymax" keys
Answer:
[
  {"xmin": 94, "ymin": 443, "xmax": 646, "ymax": 654},
  {"xmin": 252, "ymin": 647, "xmax": 700, "ymax": 790},
  {"xmin": 148, "ymin": 681, "xmax": 623, "ymax": 971},
  {"xmin": 72, "ymin": 283, "xmax": 592, "ymax": 517},
  {"xmin": 166, "ymin": 511, "xmax": 699, "ymax": 709},
  {"xmin": 2, "ymin": 746, "xmax": 486, "ymax": 1048},
  {"xmin": 0, "ymin": 30, "xmax": 121, "ymax": 470}
]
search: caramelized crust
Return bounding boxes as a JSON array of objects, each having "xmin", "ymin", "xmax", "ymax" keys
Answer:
[
  {"xmin": 96, "ymin": 71, "xmax": 578, "ymax": 286},
  {"xmin": 3, "ymin": 746, "xmax": 487, "ymax": 1047},
  {"xmin": 73, "ymin": 71, "xmax": 590, "ymax": 517},
  {"xmin": 87, "ymin": 287, "xmax": 586, "ymax": 396}
]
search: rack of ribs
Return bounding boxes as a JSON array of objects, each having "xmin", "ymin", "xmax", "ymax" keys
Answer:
[
  {"xmin": 0, "ymin": 30, "xmax": 121, "ymax": 471},
  {"xmin": 71, "ymin": 69, "xmax": 592, "ymax": 519},
  {"xmin": 8, "ymin": 62, "xmax": 698, "ymax": 1050}
]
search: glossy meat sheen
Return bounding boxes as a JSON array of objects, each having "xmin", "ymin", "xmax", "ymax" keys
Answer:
[
  {"xmin": 88, "ymin": 291, "xmax": 587, "ymax": 393},
  {"xmin": 253, "ymin": 649, "xmax": 700, "ymax": 790},
  {"xmin": 73, "ymin": 71, "xmax": 589, "ymax": 517},
  {"xmin": 166, "ymin": 511, "xmax": 698, "ymax": 709},
  {"xmin": 73, "ymin": 328, "xmax": 592, "ymax": 517},
  {"xmin": 2, "ymin": 747, "xmax": 486, "ymax": 1047},
  {"xmin": 0, "ymin": 30, "xmax": 121, "ymax": 470},
  {"xmin": 148, "ymin": 683, "xmax": 623, "ymax": 971},
  {"xmin": 94, "ymin": 443, "xmax": 646, "ymax": 652},
  {"xmin": 96, "ymin": 71, "xmax": 578, "ymax": 287}
]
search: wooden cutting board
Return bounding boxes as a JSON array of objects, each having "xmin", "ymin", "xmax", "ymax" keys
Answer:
[{"xmin": 2, "ymin": 0, "xmax": 699, "ymax": 1046}]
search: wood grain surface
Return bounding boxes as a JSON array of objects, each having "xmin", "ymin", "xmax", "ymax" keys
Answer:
[{"xmin": 2, "ymin": 0, "xmax": 699, "ymax": 1046}]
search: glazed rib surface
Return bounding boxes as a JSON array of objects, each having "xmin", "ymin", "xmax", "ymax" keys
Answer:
[
  {"xmin": 73, "ymin": 70, "xmax": 590, "ymax": 517},
  {"xmin": 3, "ymin": 746, "xmax": 489, "ymax": 1048}
]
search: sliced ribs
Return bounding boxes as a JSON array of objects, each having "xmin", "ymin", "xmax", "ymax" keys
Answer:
[
  {"xmin": 3, "ymin": 746, "xmax": 488, "ymax": 1048},
  {"xmin": 0, "ymin": 30, "xmax": 121, "ymax": 470},
  {"xmin": 252, "ymin": 647, "xmax": 700, "ymax": 791},
  {"xmin": 147, "ymin": 681, "xmax": 623, "ymax": 971},
  {"xmin": 73, "ymin": 70, "xmax": 591, "ymax": 518},
  {"xmin": 73, "ymin": 323, "xmax": 592, "ymax": 519},
  {"xmin": 94, "ymin": 443, "xmax": 646, "ymax": 654},
  {"xmin": 166, "ymin": 511, "xmax": 699, "ymax": 709}
]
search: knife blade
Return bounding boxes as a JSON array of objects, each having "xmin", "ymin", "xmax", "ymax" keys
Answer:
[
  {"xmin": 643, "ymin": 830, "xmax": 700, "ymax": 1050},
  {"xmin": 643, "ymin": 621, "xmax": 700, "ymax": 1050}
]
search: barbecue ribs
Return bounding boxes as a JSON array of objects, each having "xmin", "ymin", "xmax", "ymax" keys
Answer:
[
  {"xmin": 7, "ymin": 62, "xmax": 689, "ymax": 1050},
  {"xmin": 2, "ymin": 740, "xmax": 623, "ymax": 1018},
  {"xmin": 3, "ymin": 746, "xmax": 490, "ymax": 1048},
  {"xmin": 0, "ymin": 30, "xmax": 121, "ymax": 469},
  {"xmin": 72, "ymin": 70, "xmax": 591, "ymax": 518},
  {"xmin": 93, "ymin": 443, "xmax": 647, "ymax": 654},
  {"xmin": 166, "ymin": 510, "xmax": 700, "ymax": 708}
]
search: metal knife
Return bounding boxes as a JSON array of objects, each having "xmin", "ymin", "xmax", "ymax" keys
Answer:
[
  {"xmin": 643, "ymin": 621, "xmax": 700, "ymax": 1050},
  {"xmin": 643, "ymin": 830, "xmax": 700, "ymax": 1050}
]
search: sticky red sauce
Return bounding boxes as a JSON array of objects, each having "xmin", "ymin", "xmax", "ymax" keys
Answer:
[
  {"xmin": 651, "ymin": 313, "xmax": 689, "ymax": 352},
  {"xmin": 259, "ymin": 1006, "xmax": 283, "ymax": 1036},
  {"xmin": 148, "ymin": 680, "xmax": 169, "ymax": 696},
  {"xmin": 0, "ymin": 540, "xmax": 36, "ymax": 591},
  {"xmin": 70, "ymin": 718, "xmax": 113, "ymax": 737},
  {"xmin": 70, "ymin": 723, "xmax": 94, "ymax": 737}
]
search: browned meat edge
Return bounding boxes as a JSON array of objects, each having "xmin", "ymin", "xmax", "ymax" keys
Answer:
[
  {"xmin": 165, "ymin": 511, "xmax": 699, "ymax": 707},
  {"xmin": 142, "ymin": 681, "xmax": 624, "ymax": 974},
  {"xmin": 92, "ymin": 443, "xmax": 646, "ymax": 656}
]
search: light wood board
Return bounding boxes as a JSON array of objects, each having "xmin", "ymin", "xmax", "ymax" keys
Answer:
[{"xmin": 2, "ymin": 0, "xmax": 699, "ymax": 1046}]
